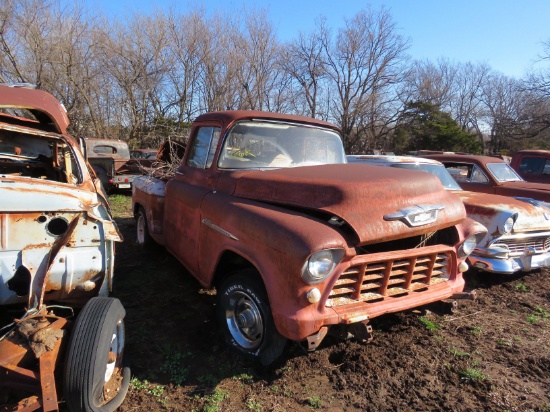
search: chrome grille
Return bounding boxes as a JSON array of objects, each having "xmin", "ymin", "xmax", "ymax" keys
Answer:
[
  {"xmin": 494, "ymin": 236, "xmax": 550, "ymax": 255},
  {"xmin": 327, "ymin": 250, "xmax": 452, "ymax": 307}
]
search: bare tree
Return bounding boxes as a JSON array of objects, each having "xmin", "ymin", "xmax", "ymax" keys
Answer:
[
  {"xmin": 321, "ymin": 7, "xmax": 409, "ymax": 152},
  {"xmin": 280, "ymin": 24, "xmax": 327, "ymax": 118}
]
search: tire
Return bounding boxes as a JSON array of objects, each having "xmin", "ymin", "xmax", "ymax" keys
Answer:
[
  {"xmin": 63, "ymin": 297, "xmax": 130, "ymax": 412},
  {"xmin": 135, "ymin": 206, "xmax": 154, "ymax": 247},
  {"xmin": 217, "ymin": 271, "xmax": 287, "ymax": 366}
]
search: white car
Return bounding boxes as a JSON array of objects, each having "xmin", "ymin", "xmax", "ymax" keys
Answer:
[
  {"xmin": 0, "ymin": 84, "xmax": 129, "ymax": 411},
  {"xmin": 348, "ymin": 155, "xmax": 550, "ymax": 274}
]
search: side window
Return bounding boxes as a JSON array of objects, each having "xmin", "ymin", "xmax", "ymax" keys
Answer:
[
  {"xmin": 471, "ymin": 165, "xmax": 489, "ymax": 183},
  {"xmin": 544, "ymin": 159, "xmax": 550, "ymax": 175},
  {"xmin": 519, "ymin": 157, "xmax": 545, "ymax": 174},
  {"xmin": 186, "ymin": 127, "xmax": 221, "ymax": 168}
]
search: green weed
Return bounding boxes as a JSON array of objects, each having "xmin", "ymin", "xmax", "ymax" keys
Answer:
[
  {"xmin": 514, "ymin": 283, "xmax": 528, "ymax": 292},
  {"xmin": 308, "ymin": 396, "xmax": 322, "ymax": 409},
  {"xmin": 450, "ymin": 348, "xmax": 470, "ymax": 357},
  {"xmin": 460, "ymin": 368, "xmax": 487, "ymax": 382},
  {"xmin": 470, "ymin": 326, "xmax": 483, "ymax": 336},
  {"xmin": 203, "ymin": 389, "xmax": 229, "ymax": 412},
  {"xmin": 161, "ymin": 350, "xmax": 191, "ymax": 385},
  {"xmin": 419, "ymin": 317, "xmax": 440, "ymax": 331}
]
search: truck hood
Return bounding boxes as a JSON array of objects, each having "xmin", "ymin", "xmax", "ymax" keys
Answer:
[
  {"xmin": 453, "ymin": 190, "xmax": 550, "ymax": 235},
  {"xmin": 228, "ymin": 164, "xmax": 467, "ymax": 244}
]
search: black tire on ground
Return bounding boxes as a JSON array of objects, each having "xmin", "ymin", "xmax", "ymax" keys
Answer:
[
  {"xmin": 217, "ymin": 270, "xmax": 287, "ymax": 366},
  {"xmin": 63, "ymin": 297, "xmax": 130, "ymax": 412},
  {"xmin": 135, "ymin": 206, "xmax": 154, "ymax": 247}
]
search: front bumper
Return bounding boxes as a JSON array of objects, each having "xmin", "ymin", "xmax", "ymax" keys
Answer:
[
  {"xmin": 468, "ymin": 247, "xmax": 550, "ymax": 274},
  {"xmin": 272, "ymin": 245, "xmax": 465, "ymax": 342}
]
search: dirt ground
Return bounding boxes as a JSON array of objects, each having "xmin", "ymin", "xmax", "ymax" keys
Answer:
[{"xmin": 109, "ymin": 195, "xmax": 550, "ymax": 412}]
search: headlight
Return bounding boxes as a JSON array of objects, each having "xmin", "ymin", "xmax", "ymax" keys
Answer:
[
  {"xmin": 499, "ymin": 216, "xmax": 515, "ymax": 234},
  {"xmin": 301, "ymin": 249, "xmax": 345, "ymax": 284},
  {"xmin": 459, "ymin": 235, "xmax": 478, "ymax": 257}
]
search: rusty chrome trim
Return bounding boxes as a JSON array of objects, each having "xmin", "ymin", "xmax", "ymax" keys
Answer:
[{"xmin": 202, "ymin": 218, "xmax": 239, "ymax": 241}]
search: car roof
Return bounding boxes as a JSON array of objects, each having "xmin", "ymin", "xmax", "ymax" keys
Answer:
[
  {"xmin": 194, "ymin": 110, "xmax": 341, "ymax": 133},
  {"xmin": 0, "ymin": 84, "xmax": 70, "ymax": 134},
  {"xmin": 423, "ymin": 154, "xmax": 506, "ymax": 165}
]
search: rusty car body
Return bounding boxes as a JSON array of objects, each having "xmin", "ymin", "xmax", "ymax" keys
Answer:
[
  {"xmin": 424, "ymin": 153, "xmax": 550, "ymax": 203},
  {"xmin": 509, "ymin": 149, "xmax": 550, "ymax": 184},
  {"xmin": 348, "ymin": 155, "xmax": 550, "ymax": 274},
  {"xmin": 132, "ymin": 110, "xmax": 485, "ymax": 365},
  {"xmin": 0, "ymin": 84, "xmax": 129, "ymax": 411}
]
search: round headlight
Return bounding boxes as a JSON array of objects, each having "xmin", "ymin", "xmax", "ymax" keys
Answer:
[
  {"xmin": 500, "ymin": 216, "xmax": 514, "ymax": 234},
  {"xmin": 302, "ymin": 249, "xmax": 344, "ymax": 284},
  {"xmin": 459, "ymin": 234, "xmax": 477, "ymax": 257}
]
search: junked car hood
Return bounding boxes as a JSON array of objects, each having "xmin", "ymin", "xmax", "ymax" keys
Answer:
[
  {"xmin": 454, "ymin": 190, "xmax": 550, "ymax": 234},
  {"xmin": 0, "ymin": 176, "xmax": 122, "ymax": 240},
  {"xmin": 228, "ymin": 164, "xmax": 467, "ymax": 244}
]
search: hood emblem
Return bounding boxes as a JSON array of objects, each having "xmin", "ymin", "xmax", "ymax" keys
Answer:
[{"xmin": 384, "ymin": 205, "xmax": 445, "ymax": 227}]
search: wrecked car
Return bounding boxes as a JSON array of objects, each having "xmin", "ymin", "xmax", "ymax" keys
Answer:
[
  {"xmin": 348, "ymin": 155, "xmax": 550, "ymax": 274},
  {"xmin": 132, "ymin": 110, "xmax": 485, "ymax": 365},
  {"xmin": 0, "ymin": 84, "xmax": 129, "ymax": 411}
]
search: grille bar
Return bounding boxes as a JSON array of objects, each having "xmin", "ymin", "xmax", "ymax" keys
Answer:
[
  {"xmin": 495, "ymin": 236, "xmax": 550, "ymax": 255},
  {"xmin": 327, "ymin": 249, "xmax": 452, "ymax": 307}
]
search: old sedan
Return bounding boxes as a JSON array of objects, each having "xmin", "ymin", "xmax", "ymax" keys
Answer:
[
  {"xmin": 423, "ymin": 153, "xmax": 550, "ymax": 203},
  {"xmin": 348, "ymin": 155, "xmax": 550, "ymax": 274}
]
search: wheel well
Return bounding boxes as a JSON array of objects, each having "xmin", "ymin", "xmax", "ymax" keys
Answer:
[
  {"xmin": 212, "ymin": 251, "xmax": 260, "ymax": 287},
  {"xmin": 133, "ymin": 202, "xmax": 142, "ymax": 218}
]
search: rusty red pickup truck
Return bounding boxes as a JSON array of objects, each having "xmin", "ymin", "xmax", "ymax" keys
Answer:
[{"xmin": 132, "ymin": 110, "xmax": 485, "ymax": 365}]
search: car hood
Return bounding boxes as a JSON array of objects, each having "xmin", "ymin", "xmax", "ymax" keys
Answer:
[
  {"xmin": 0, "ymin": 177, "xmax": 122, "ymax": 240},
  {"xmin": 453, "ymin": 190, "xmax": 550, "ymax": 236},
  {"xmin": 226, "ymin": 164, "xmax": 467, "ymax": 245}
]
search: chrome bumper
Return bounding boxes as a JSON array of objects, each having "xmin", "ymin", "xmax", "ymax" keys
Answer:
[{"xmin": 468, "ymin": 246, "xmax": 550, "ymax": 274}]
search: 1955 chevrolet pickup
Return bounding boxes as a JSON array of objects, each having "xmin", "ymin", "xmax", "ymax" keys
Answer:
[{"xmin": 132, "ymin": 110, "xmax": 486, "ymax": 365}]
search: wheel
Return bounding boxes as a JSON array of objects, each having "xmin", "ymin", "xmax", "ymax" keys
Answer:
[
  {"xmin": 217, "ymin": 271, "xmax": 287, "ymax": 366},
  {"xmin": 63, "ymin": 297, "xmax": 130, "ymax": 412},
  {"xmin": 135, "ymin": 206, "xmax": 154, "ymax": 247}
]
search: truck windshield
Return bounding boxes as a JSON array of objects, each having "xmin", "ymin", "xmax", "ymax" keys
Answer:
[{"xmin": 218, "ymin": 121, "xmax": 346, "ymax": 169}]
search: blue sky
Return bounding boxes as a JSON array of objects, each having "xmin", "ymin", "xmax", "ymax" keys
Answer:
[{"xmin": 86, "ymin": 0, "xmax": 549, "ymax": 78}]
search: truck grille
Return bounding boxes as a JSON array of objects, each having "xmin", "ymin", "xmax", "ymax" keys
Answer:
[
  {"xmin": 494, "ymin": 235, "xmax": 550, "ymax": 255},
  {"xmin": 327, "ymin": 248, "xmax": 452, "ymax": 307}
]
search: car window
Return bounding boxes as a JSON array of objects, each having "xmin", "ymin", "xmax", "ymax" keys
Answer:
[
  {"xmin": 186, "ymin": 126, "xmax": 221, "ymax": 169},
  {"xmin": 519, "ymin": 157, "xmax": 550, "ymax": 176},
  {"xmin": 391, "ymin": 163, "xmax": 462, "ymax": 190},
  {"xmin": 471, "ymin": 165, "xmax": 489, "ymax": 183},
  {"xmin": 486, "ymin": 163, "xmax": 522, "ymax": 182}
]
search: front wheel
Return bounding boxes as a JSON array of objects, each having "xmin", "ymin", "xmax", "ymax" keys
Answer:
[
  {"xmin": 217, "ymin": 271, "xmax": 286, "ymax": 366},
  {"xmin": 63, "ymin": 297, "xmax": 130, "ymax": 412}
]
